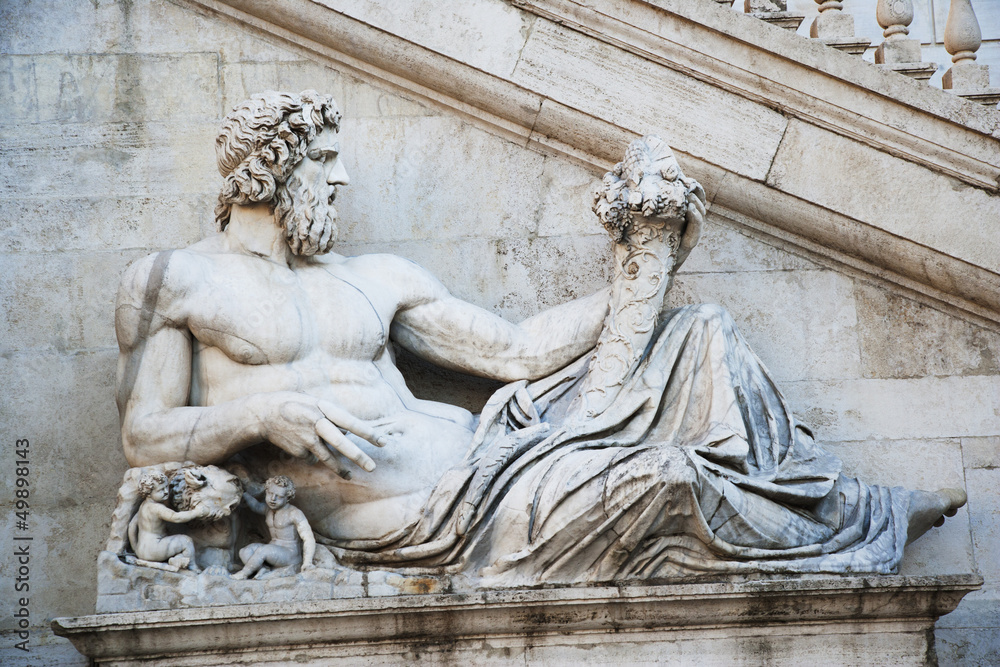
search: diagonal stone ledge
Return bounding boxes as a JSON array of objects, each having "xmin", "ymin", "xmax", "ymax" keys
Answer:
[{"xmin": 52, "ymin": 574, "xmax": 983, "ymax": 665}]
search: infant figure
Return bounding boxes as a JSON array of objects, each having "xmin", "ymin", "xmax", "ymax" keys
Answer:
[
  {"xmin": 128, "ymin": 471, "xmax": 213, "ymax": 572},
  {"xmin": 233, "ymin": 476, "xmax": 317, "ymax": 580}
]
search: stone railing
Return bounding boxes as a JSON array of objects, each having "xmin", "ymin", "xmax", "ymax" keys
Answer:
[{"xmin": 714, "ymin": 0, "xmax": 1000, "ymax": 106}]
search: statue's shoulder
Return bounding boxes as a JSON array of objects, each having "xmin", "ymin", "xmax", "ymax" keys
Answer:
[
  {"xmin": 115, "ymin": 240, "xmax": 225, "ymax": 332},
  {"xmin": 336, "ymin": 252, "xmax": 438, "ymax": 282},
  {"xmin": 118, "ymin": 245, "xmax": 209, "ymax": 298},
  {"xmin": 335, "ymin": 252, "xmax": 448, "ymax": 301}
]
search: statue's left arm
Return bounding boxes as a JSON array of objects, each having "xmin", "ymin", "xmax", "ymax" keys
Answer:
[
  {"xmin": 383, "ymin": 257, "xmax": 611, "ymax": 382},
  {"xmin": 293, "ymin": 508, "xmax": 317, "ymax": 570}
]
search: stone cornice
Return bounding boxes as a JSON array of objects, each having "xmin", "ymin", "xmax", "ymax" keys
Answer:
[
  {"xmin": 53, "ymin": 574, "xmax": 982, "ymax": 663},
  {"xmin": 186, "ymin": 0, "xmax": 1000, "ymax": 324},
  {"xmin": 518, "ymin": 0, "xmax": 999, "ymax": 190}
]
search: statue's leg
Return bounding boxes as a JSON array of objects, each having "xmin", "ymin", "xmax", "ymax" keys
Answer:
[
  {"xmin": 232, "ymin": 544, "xmax": 266, "ymax": 580},
  {"xmin": 238, "ymin": 543, "xmax": 261, "ymax": 565}
]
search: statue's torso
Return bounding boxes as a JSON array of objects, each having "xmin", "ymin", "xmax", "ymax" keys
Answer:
[{"xmin": 169, "ymin": 244, "xmax": 476, "ymax": 540}]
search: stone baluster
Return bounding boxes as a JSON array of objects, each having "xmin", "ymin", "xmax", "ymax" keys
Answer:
[
  {"xmin": 810, "ymin": 0, "xmax": 872, "ymax": 55},
  {"xmin": 874, "ymin": 0, "xmax": 937, "ymax": 79},
  {"xmin": 745, "ymin": 0, "xmax": 806, "ymax": 32},
  {"xmin": 943, "ymin": 0, "xmax": 1000, "ymax": 106}
]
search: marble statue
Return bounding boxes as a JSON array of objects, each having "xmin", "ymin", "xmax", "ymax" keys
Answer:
[
  {"xmin": 233, "ymin": 475, "xmax": 317, "ymax": 579},
  {"xmin": 114, "ymin": 90, "xmax": 965, "ymax": 585},
  {"xmin": 127, "ymin": 469, "xmax": 228, "ymax": 572}
]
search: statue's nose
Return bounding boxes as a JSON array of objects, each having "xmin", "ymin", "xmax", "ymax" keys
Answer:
[{"xmin": 328, "ymin": 160, "xmax": 350, "ymax": 187}]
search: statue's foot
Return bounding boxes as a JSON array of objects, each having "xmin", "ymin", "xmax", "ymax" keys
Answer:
[
  {"xmin": 906, "ymin": 488, "xmax": 967, "ymax": 545},
  {"xmin": 168, "ymin": 555, "xmax": 190, "ymax": 570},
  {"xmin": 231, "ymin": 570, "xmax": 249, "ymax": 580}
]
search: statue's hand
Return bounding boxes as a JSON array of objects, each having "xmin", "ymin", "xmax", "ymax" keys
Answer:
[
  {"xmin": 252, "ymin": 392, "xmax": 385, "ymax": 474},
  {"xmin": 676, "ymin": 184, "xmax": 706, "ymax": 270}
]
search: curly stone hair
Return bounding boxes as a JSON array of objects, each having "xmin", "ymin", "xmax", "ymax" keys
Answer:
[
  {"xmin": 214, "ymin": 90, "xmax": 342, "ymax": 232},
  {"xmin": 137, "ymin": 470, "xmax": 169, "ymax": 499},
  {"xmin": 266, "ymin": 475, "xmax": 296, "ymax": 500}
]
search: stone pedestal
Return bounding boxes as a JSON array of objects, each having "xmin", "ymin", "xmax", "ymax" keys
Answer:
[
  {"xmin": 810, "ymin": 10, "xmax": 871, "ymax": 55},
  {"xmin": 944, "ymin": 63, "xmax": 1000, "ymax": 106},
  {"xmin": 875, "ymin": 40, "xmax": 937, "ymax": 80},
  {"xmin": 53, "ymin": 574, "xmax": 981, "ymax": 666},
  {"xmin": 744, "ymin": 0, "xmax": 805, "ymax": 31}
]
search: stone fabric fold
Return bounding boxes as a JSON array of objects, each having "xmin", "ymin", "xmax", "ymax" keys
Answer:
[{"xmin": 327, "ymin": 304, "xmax": 911, "ymax": 583}]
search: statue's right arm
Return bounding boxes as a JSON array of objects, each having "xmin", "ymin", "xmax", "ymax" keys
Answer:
[
  {"xmin": 242, "ymin": 492, "xmax": 266, "ymax": 515},
  {"xmin": 115, "ymin": 254, "xmax": 262, "ymax": 466},
  {"xmin": 116, "ymin": 253, "xmax": 383, "ymax": 472}
]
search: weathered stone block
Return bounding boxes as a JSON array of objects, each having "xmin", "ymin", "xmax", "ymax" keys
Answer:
[
  {"xmin": 767, "ymin": 120, "xmax": 1000, "ymax": 274},
  {"xmin": 221, "ymin": 60, "xmax": 345, "ymax": 114},
  {"xmin": 338, "ymin": 76, "xmax": 434, "ymax": 120},
  {"xmin": 0, "ymin": 350, "xmax": 124, "ymax": 503},
  {"xmin": 783, "ymin": 376, "xmax": 1000, "ymax": 442},
  {"xmin": 512, "ymin": 19, "xmax": 788, "ymax": 181},
  {"xmin": 679, "ymin": 217, "xmax": 820, "ymax": 274},
  {"xmin": 854, "ymin": 282, "xmax": 1000, "ymax": 379},
  {"xmin": 964, "ymin": 467, "xmax": 1000, "ymax": 592},
  {"xmin": 875, "ymin": 39, "xmax": 924, "ymax": 65},
  {"xmin": 943, "ymin": 63, "xmax": 992, "ymax": 91},
  {"xmin": 533, "ymin": 157, "xmax": 604, "ymax": 239},
  {"xmin": 0, "ymin": 54, "xmax": 220, "ymax": 126},
  {"xmin": 0, "ymin": 195, "xmax": 211, "ymax": 254},
  {"xmin": 668, "ymin": 269, "xmax": 861, "ymax": 382},
  {"xmin": 318, "ymin": 0, "xmax": 532, "ymax": 79},
  {"xmin": 810, "ymin": 10, "xmax": 857, "ymax": 39},
  {"xmin": 337, "ymin": 116, "xmax": 546, "ymax": 245},
  {"xmin": 961, "ymin": 435, "xmax": 1000, "ymax": 470},
  {"xmin": 0, "ymin": 122, "xmax": 219, "ymax": 198},
  {"xmin": 0, "ymin": 251, "xmax": 145, "ymax": 351}
]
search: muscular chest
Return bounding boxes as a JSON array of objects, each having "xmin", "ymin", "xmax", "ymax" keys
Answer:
[{"xmin": 187, "ymin": 259, "xmax": 390, "ymax": 364}]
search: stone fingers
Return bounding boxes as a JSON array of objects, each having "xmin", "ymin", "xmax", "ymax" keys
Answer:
[
  {"xmin": 317, "ymin": 399, "xmax": 387, "ymax": 447},
  {"xmin": 315, "ymin": 418, "xmax": 377, "ymax": 473}
]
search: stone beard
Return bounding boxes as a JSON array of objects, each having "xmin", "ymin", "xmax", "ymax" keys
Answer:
[{"xmin": 278, "ymin": 172, "xmax": 339, "ymax": 257}]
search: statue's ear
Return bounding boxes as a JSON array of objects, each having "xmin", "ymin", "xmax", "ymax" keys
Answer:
[{"xmin": 183, "ymin": 469, "xmax": 207, "ymax": 490}]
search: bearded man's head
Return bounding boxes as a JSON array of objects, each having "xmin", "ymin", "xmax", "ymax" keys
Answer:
[{"xmin": 215, "ymin": 90, "xmax": 343, "ymax": 256}]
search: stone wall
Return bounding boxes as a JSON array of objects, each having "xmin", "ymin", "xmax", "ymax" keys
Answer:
[{"xmin": 1, "ymin": 0, "xmax": 997, "ymax": 664}]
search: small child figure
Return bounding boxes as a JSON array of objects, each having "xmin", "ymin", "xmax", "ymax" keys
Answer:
[
  {"xmin": 232, "ymin": 476, "xmax": 316, "ymax": 580},
  {"xmin": 128, "ymin": 470, "xmax": 213, "ymax": 572}
]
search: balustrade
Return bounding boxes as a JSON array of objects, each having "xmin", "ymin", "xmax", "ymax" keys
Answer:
[
  {"xmin": 874, "ymin": 0, "xmax": 937, "ymax": 79},
  {"xmin": 708, "ymin": 0, "xmax": 999, "ymax": 107},
  {"xmin": 942, "ymin": 0, "xmax": 1000, "ymax": 105},
  {"xmin": 809, "ymin": 0, "xmax": 872, "ymax": 53}
]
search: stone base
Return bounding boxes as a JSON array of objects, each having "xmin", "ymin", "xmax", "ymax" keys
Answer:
[
  {"xmin": 54, "ymin": 574, "xmax": 981, "ymax": 666},
  {"xmin": 944, "ymin": 64, "xmax": 1000, "ymax": 106},
  {"xmin": 750, "ymin": 11, "xmax": 806, "ymax": 32},
  {"xmin": 876, "ymin": 39, "xmax": 923, "ymax": 65},
  {"xmin": 878, "ymin": 62, "xmax": 939, "ymax": 81},
  {"xmin": 818, "ymin": 37, "xmax": 872, "ymax": 56}
]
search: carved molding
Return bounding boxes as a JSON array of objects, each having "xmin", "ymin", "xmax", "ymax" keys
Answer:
[
  {"xmin": 54, "ymin": 574, "xmax": 982, "ymax": 664},
  {"xmin": 185, "ymin": 0, "xmax": 1000, "ymax": 325}
]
